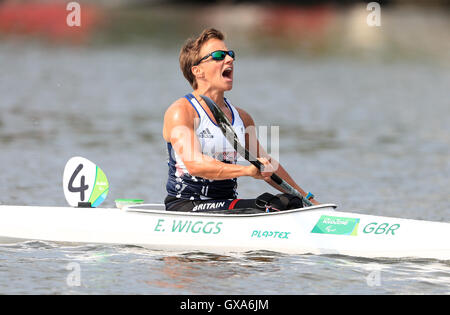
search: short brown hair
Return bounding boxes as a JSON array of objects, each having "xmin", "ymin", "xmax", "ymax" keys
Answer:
[{"xmin": 179, "ymin": 28, "xmax": 225, "ymax": 89}]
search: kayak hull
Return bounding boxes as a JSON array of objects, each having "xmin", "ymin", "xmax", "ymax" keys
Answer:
[{"xmin": 0, "ymin": 204, "xmax": 448, "ymax": 260}]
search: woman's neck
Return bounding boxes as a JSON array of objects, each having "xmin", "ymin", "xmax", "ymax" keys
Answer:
[{"xmin": 193, "ymin": 87, "xmax": 225, "ymax": 108}]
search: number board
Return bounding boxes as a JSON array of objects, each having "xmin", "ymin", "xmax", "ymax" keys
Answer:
[{"xmin": 63, "ymin": 156, "xmax": 109, "ymax": 207}]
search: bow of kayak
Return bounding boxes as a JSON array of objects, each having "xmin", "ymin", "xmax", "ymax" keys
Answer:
[{"xmin": 0, "ymin": 203, "xmax": 448, "ymax": 260}]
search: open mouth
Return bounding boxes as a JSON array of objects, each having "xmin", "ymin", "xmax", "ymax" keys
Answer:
[{"xmin": 222, "ymin": 67, "xmax": 233, "ymax": 80}]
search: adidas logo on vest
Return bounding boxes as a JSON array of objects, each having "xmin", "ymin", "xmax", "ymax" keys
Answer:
[{"xmin": 198, "ymin": 128, "xmax": 214, "ymax": 138}]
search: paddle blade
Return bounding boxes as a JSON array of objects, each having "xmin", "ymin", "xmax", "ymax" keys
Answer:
[{"xmin": 63, "ymin": 156, "xmax": 109, "ymax": 207}]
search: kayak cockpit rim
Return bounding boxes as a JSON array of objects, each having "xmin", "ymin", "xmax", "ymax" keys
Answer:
[{"xmin": 124, "ymin": 203, "xmax": 338, "ymax": 217}]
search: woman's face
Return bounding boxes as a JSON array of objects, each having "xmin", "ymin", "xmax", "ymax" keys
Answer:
[{"xmin": 194, "ymin": 39, "xmax": 234, "ymax": 91}]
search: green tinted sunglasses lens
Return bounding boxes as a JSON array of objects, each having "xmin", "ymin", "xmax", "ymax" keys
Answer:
[
  {"xmin": 211, "ymin": 51, "xmax": 227, "ymax": 60},
  {"xmin": 210, "ymin": 50, "xmax": 235, "ymax": 61}
]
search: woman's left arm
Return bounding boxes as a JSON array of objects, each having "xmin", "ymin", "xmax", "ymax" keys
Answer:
[{"xmin": 237, "ymin": 107, "xmax": 319, "ymax": 205}]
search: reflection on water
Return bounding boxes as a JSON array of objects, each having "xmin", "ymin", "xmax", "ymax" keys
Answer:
[{"xmin": 146, "ymin": 251, "xmax": 282, "ymax": 291}]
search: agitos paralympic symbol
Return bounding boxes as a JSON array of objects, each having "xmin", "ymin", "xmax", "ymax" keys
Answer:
[{"xmin": 311, "ymin": 215, "xmax": 401, "ymax": 236}]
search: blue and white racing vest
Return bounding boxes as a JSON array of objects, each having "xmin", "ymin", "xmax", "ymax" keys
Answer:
[{"xmin": 166, "ymin": 93, "xmax": 246, "ymax": 200}]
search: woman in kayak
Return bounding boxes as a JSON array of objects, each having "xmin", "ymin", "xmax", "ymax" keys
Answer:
[{"xmin": 163, "ymin": 28, "xmax": 318, "ymax": 212}]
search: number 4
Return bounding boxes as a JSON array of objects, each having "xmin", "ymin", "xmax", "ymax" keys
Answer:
[{"xmin": 68, "ymin": 164, "xmax": 89, "ymax": 201}]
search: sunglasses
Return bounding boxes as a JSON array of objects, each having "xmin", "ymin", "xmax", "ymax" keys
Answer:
[{"xmin": 195, "ymin": 50, "xmax": 235, "ymax": 66}]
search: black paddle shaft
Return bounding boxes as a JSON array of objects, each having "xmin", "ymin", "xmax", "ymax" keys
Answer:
[{"xmin": 200, "ymin": 95, "xmax": 313, "ymax": 207}]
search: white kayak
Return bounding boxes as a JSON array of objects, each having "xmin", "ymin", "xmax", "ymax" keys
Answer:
[{"xmin": 0, "ymin": 203, "xmax": 448, "ymax": 260}]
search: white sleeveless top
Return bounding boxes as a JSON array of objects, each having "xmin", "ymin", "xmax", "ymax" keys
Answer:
[{"xmin": 166, "ymin": 93, "xmax": 246, "ymax": 200}]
